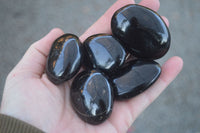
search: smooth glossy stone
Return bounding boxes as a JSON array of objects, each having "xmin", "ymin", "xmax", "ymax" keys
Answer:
[
  {"xmin": 83, "ymin": 34, "xmax": 126, "ymax": 74},
  {"xmin": 112, "ymin": 60, "xmax": 161, "ymax": 100},
  {"xmin": 46, "ymin": 34, "xmax": 82, "ymax": 84},
  {"xmin": 70, "ymin": 70, "xmax": 113, "ymax": 124},
  {"xmin": 111, "ymin": 4, "xmax": 170, "ymax": 59}
]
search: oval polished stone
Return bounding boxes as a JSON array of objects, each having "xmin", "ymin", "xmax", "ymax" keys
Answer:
[
  {"xmin": 70, "ymin": 70, "xmax": 113, "ymax": 124},
  {"xmin": 111, "ymin": 4, "xmax": 170, "ymax": 59},
  {"xmin": 83, "ymin": 34, "xmax": 126, "ymax": 74},
  {"xmin": 46, "ymin": 34, "xmax": 82, "ymax": 84},
  {"xmin": 112, "ymin": 60, "xmax": 161, "ymax": 100}
]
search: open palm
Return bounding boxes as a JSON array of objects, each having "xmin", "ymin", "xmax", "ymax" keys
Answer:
[{"xmin": 0, "ymin": 0, "xmax": 183, "ymax": 132}]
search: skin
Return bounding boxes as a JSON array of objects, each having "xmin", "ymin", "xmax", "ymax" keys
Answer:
[{"xmin": 0, "ymin": 0, "xmax": 183, "ymax": 133}]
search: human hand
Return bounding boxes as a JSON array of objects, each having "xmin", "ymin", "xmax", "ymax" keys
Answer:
[{"xmin": 0, "ymin": 0, "xmax": 183, "ymax": 132}]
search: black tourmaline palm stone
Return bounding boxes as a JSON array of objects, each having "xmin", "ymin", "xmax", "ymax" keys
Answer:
[
  {"xmin": 112, "ymin": 60, "xmax": 161, "ymax": 100},
  {"xmin": 70, "ymin": 70, "xmax": 113, "ymax": 125},
  {"xmin": 46, "ymin": 34, "xmax": 82, "ymax": 84},
  {"xmin": 83, "ymin": 34, "xmax": 126, "ymax": 74},
  {"xmin": 111, "ymin": 4, "xmax": 170, "ymax": 59}
]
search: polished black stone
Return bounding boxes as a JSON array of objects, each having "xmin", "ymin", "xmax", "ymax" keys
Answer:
[
  {"xmin": 83, "ymin": 34, "xmax": 126, "ymax": 74},
  {"xmin": 112, "ymin": 60, "xmax": 161, "ymax": 100},
  {"xmin": 70, "ymin": 70, "xmax": 113, "ymax": 124},
  {"xmin": 111, "ymin": 4, "xmax": 170, "ymax": 59},
  {"xmin": 46, "ymin": 34, "xmax": 82, "ymax": 84}
]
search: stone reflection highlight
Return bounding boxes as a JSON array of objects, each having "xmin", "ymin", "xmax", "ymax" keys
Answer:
[
  {"xmin": 112, "ymin": 60, "xmax": 161, "ymax": 100},
  {"xmin": 70, "ymin": 70, "xmax": 113, "ymax": 124}
]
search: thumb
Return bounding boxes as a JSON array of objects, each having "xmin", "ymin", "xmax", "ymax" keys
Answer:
[{"xmin": 12, "ymin": 28, "xmax": 64, "ymax": 77}]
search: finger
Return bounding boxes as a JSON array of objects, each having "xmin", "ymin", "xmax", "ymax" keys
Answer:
[
  {"xmin": 79, "ymin": 0, "xmax": 135, "ymax": 42},
  {"xmin": 139, "ymin": 0, "xmax": 160, "ymax": 11},
  {"xmin": 162, "ymin": 16, "xmax": 170, "ymax": 27},
  {"xmin": 140, "ymin": 0, "xmax": 170, "ymax": 27},
  {"xmin": 15, "ymin": 28, "xmax": 64, "ymax": 76},
  {"xmin": 109, "ymin": 56, "xmax": 183, "ymax": 132},
  {"xmin": 127, "ymin": 56, "xmax": 183, "ymax": 118},
  {"xmin": 140, "ymin": 0, "xmax": 169, "ymax": 27},
  {"xmin": 79, "ymin": 0, "xmax": 161, "ymax": 42}
]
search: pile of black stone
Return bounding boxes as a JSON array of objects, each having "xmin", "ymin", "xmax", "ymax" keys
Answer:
[{"xmin": 46, "ymin": 4, "xmax": 170, "ymax": 125}]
